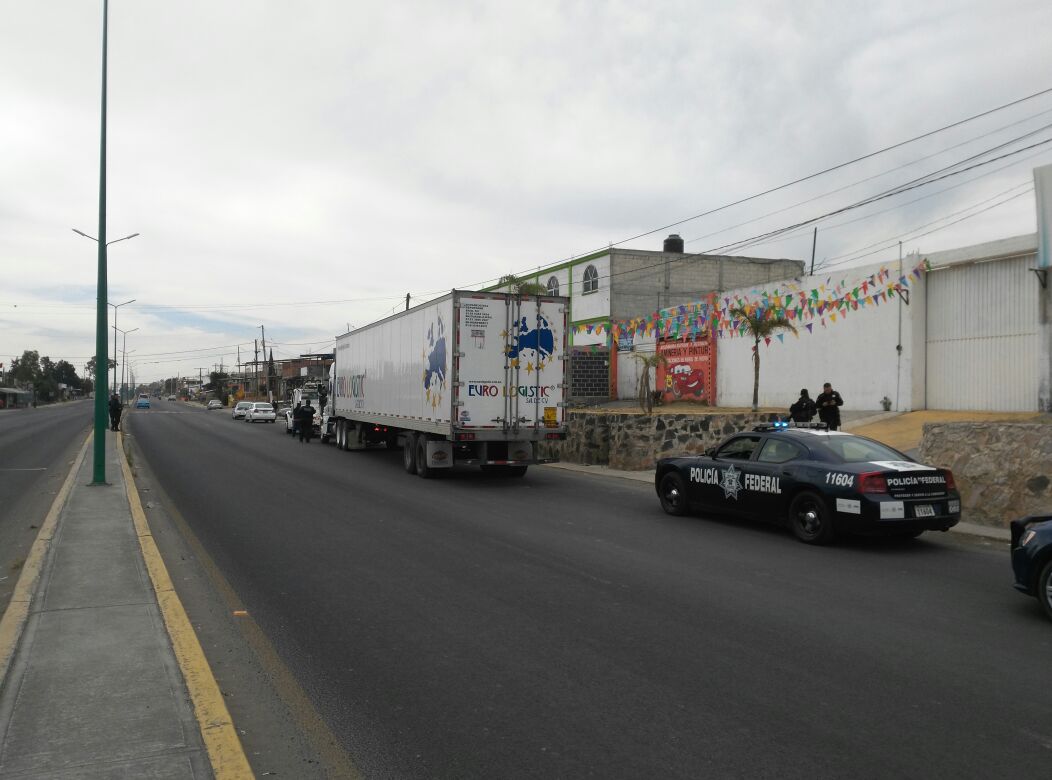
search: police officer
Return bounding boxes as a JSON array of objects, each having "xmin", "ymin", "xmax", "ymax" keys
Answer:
[
  {"xmin": 298, "ymin": 399, "xmax": 315, "ymax": 443},
  {"xmin": 815, "ymin": 382, "xmax": 844, "ymax": 430},
  {"xmin": 108, "ymin": 393, "xmax": 123, "ymax": 431},
  {"xmin": 789, "ymin": 389, "xmax": 816, "ymax": 423}
]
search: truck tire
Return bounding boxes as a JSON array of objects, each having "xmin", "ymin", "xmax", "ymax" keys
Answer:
[
  {"xmin": 403, "ymin": 435, "xmax": 417, "ymax": 474},
  {"xmin": 415, "ymin": 436, "xmax": 434, "ymax": 479}
]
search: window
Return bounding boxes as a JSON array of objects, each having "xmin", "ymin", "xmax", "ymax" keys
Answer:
[
  {"xmin": 582, "ymin": 264, "xmax": 599, "ymax": 294},
  {"xmin": 716, "ymin": 435, "xmax": 761, "ymax": 461},
  {"xmin": 821, "ymin": 436, "xmax": 906, "ymax": 463},
  {"xmin": 546, "ymin": 276, "xmax": 560, "ymax": 296},
  {"xmin": 757, "ymin": 438, "xmax": 802, "ymax": 464}
]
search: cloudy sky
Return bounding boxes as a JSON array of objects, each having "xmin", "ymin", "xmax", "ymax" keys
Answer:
[{"xmin": 2, "ymin": 1, "xmax": 1051, "ymax": 384}]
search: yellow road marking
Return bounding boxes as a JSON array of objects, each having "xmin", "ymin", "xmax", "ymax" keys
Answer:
[
  {"xmin": 0, "ymin": 431, "xmax": 91, "ymax": 684},
  {"xmin": 117, "ymin": 432, "xmax": 255, "ymax": 779}
]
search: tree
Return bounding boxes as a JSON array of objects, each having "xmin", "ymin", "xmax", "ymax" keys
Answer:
[
  {"xmin": 499, "ymin": 273, "xmax": 547, "ymax": 296},
  {"xmin": 85, "ymin": 355, "xmax": 117, "ymax": 382},
  {"xmin": 209, "ymin": 371, "xmax": 230, "ymax": 404},
  {"xmin": 9, "ymin": 350, "xmax": 41, "ymax": 387},
  {"xmin": 51, "ymin": 360, "xmax": 81, "ymax": 388},
  {"xmin": 631, "ymin": 352, "xmax": 666, "ymax": 415},
  {"xmin": 729, "ymin": 307, "xmax": 796, "ymax": 412}
]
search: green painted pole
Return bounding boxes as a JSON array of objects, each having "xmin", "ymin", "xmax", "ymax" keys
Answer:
[{"xmin": 92, "ymin": 0, "xmax": 109, "ymax": 484}]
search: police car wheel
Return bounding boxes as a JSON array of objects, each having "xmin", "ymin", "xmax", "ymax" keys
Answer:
[
  {"xmin": 1038, "ymin": 561, "xmax": 1052, "ymax": 622},
  {"xmin": 788, "ymin": 491, "xmax": 835, "ymax": 545},
  {"xmin": 658, "ymin": 472, "xmax": 688, "ymax": 516}
]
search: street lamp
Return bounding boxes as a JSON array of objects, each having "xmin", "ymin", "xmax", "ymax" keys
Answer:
[
  {"xmin": 115, "ymin": 327, "xmax": 138, "ymax": 402},
  {"xmin": 106, "ymin": 298, "xmax": 136, "ymax": 396}
]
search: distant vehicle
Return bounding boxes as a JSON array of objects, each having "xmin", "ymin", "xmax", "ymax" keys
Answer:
[
  {"xmin": 167, "ymin": 395, "xmax": 176, "ymax": 402},
  {"xmin": 244, "ymin": 402, "xmax": 277, "ymax": 423},
  {"xmin": 206, "ymin": 400, "xmax": 223, "ymax": 410},
  {"xmin": 1011, "ymin": 515, "xmax": 1052, "ymax": 622},
  {"xmin": 326, "ymin": 290, "xmax": 568, "ymax": 478},
  {"xmin": 135, "ymin": 394, "xmax": 150, "ymax": 409},
  {"xmin": 232, "ymin": 401, "xmax": 252, "ymax": 420},
  {"xmin": 655, "ymin": 422, "xmax": 961, "ymax": 544}
]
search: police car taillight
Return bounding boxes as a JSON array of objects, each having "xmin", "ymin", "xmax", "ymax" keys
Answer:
[
  {"xmin": 942, "ymin": 469, "xmax": 956, "ymax": 490},
  {"xmin": 858, "ymin": 472, "xmax": 888, "ymax": 493}
]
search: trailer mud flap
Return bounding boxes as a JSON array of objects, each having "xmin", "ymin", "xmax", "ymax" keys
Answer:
[{"xmin": 426, "ymin": 440, "xmax": 453, "ymax": 469}]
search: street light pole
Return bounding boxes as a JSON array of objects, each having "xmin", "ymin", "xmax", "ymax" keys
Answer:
[
  {"xmin": 91, "ymin": 0, "xmax": 110, "ymax": 483},
  {"xmin": 115, "ymin": 327, "xmax": 138, "ymax": 402},
  {"xmin": 108, "ymin": 298, "xmax": 135, "ymax": 396}
]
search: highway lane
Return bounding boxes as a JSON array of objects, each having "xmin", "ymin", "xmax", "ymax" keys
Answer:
[
  {"xmin": 0, "ymin": 401, "xmax": 92, "ymax": 616},
  {"xmin": 126, "ymin": 402, "xmax": 1052, "ymax": 779}
]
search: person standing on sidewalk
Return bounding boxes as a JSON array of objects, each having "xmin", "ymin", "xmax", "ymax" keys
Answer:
[
  {"xmin": 108, "ymin": 393, "xmax": 123, "ymax": 431},
  {"xmin": 815, "ymin": 382, "xmax": 844, "ymax": 430},
  {"xmin": 789, "ymin": 389, "xmax": 816, "ymax": 423}
]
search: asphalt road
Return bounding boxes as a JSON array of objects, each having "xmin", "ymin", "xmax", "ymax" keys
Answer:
[
  {"xmin": 126, "ymin": 401, "xmax": 1052, "ymax": 779},
  {"xmin": 0, "ymin": 401, "xmax": 92, "ymax": 616}
]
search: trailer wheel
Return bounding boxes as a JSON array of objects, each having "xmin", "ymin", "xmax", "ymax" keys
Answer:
[
  {"xmin": 415, "ymin": 436, "xmax": 434, "ymax": 479},
  {"xmin": 403, "ymin": 435, "xmax": 417, "ymax": 474}
]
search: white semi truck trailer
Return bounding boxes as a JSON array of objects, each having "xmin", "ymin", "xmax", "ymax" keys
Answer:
[{"xmin": 328, "ymin": 290, "xmax": 568, "ymax": 477}]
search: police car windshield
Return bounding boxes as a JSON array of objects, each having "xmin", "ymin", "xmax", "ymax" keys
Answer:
[{"xmin": 820, "ymin": 436, "xmax": 906, "ymax": 463}]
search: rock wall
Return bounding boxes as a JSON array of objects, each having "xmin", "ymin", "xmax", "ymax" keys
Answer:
[
  {"xmin": 919, "ymin": 422, "xmax": 1052, "ymax": 528},
  {"xmin": 541, "ymin": 410, "xmax": 780, "ymax": 471}
]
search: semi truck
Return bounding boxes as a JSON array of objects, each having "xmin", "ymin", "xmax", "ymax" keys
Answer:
[{"xmin": 326, "ymin": 290, "xmax": 568, "ymax": 477}]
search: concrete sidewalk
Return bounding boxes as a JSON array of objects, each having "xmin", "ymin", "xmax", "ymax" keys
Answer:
[{"xmin": 0, "ymin": 431, "xmax": 249, "ymax": 778}]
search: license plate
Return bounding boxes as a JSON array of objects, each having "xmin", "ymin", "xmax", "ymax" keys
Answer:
[{"xmin": 914, "ymin": 504, "xmax": 935, "ymax": 517}]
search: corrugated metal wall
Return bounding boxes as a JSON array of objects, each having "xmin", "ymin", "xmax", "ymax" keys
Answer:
[{"xmin": 925, "ymin": 255, "xmax": 1038, "ymax": 410}]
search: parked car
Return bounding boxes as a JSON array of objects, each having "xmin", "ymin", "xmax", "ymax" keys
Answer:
[
  {"xmin": 282, "ymin": 406, "xmax": 296, "ymax": 435},
  {"xmin": 135, "ymin": 394, "xmax": 150, "ymax": 409},
  {"xmin": 655, "ymin": 422, "xmax": 960, "ymax": 544},
  {"xmin": 244, "ymin": 402, "xmax": 277, "ymax": 423},
  {"xmin": 232, "ymin": 401, "xmax": 253, "ymax": 420},
  {"xmin": 1011, "ymin": 515, "xmax": 1052, "ymax": 622},
  {"xmin": 206, "ymin": 399, "xmax": 223, "ymax": 410}
]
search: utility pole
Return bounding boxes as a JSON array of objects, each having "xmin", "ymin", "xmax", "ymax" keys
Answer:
[
  {"xmin": 406, "ymin": 293, "xmax": 410, "ymax": 311},
  {"xmin": 260, "ymin": 325, "xmax": 267, "ymax": 396},
  {"xmin": 810, "ymin": 227, "xmax": 817, "ymax": 276},
  {"xmin": 254, "ymin": 338, "xmax": 260, "ymax": 397}
]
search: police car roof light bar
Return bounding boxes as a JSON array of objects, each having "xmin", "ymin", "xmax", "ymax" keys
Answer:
[{"xmin": 752, "ymin": 421, "xmax": 828, "ymax": 432}]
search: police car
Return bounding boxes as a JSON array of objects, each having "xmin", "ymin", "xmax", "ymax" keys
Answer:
[
  {"xmin": 1010, "ymin": 515, "xmax": 1052, "ymax": 622},
  {"xmin": 655, "ymin": 422, "xmax": 961, "ymax": 544}
]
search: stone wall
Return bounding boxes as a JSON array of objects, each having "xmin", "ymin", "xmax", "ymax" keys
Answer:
[
  {"xmin": 919, "ymin": 422, "xmax": 1052, "ymax": 528},
  {"xmin": 541, "ymin": 410, "xmax": 780, "ymax": 471}
]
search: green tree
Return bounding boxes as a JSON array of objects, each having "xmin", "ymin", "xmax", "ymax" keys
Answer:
[
  {"xmin": 499, "ymin": 273, "xmax": 547, "ymax": 296},
  {"xmin": 51, "ymin": 360, "xmax": 81, "ymax": 389},
  {"xmin": 209, "ymin": 371, "xmax": 230, "ymax": 404},
  {"xmin": 9, "ymin": 350, "xmax": 41, "ymax": 387},
  {"xmin": 729, "ymin": 307, "xmax": 796, "ymax": 412},
  {"xmin": 85, "ymin": 355, "xmax": 117, "ymax": 382}
]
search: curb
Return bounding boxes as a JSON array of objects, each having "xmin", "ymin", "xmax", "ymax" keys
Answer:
[
  {"xmin": 0, "ymin": 432, "xmax": 90, "ymax": 687},
  {"xmin": 117, "ymin": 432, "xmax": 254, "ymax": 779}
]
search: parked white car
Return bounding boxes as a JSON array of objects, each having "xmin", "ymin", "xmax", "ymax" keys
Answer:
[
  {"xmin": 232, "ymin": 401, "xmax": 253, "ymax": 419},
  {"xmin": 206, "ymin": 400, "xmax": 223, "ymax": 410},
  {"xmin": 244, "ymin": 402, "xmax": 277, "ymax": 423}
]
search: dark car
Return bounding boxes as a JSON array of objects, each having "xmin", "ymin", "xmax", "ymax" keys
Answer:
[
  {"xmin": 655, "ymin": 422, "xmax": 961, "ymax": 544},
  {"xmin": 1010, "ymin": 515, "xmax": 1052, "ymax": 621}
]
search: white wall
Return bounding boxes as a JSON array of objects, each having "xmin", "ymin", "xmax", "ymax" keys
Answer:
[
  {"xmin": 716, "ymin": 259, "xmax": 918, "ymax": 412},
  {"xmin": 616, "ymin": 332, "xmax": 656, "ymax": 400},
  {"xmin": 571, "ymin": 255, "xmax": 611, "ymax": 323}
]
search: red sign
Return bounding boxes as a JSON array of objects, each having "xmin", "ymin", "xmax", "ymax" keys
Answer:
[{"xmin": 657, "ymin": 336, "xmax": 716, "ymax": 404}]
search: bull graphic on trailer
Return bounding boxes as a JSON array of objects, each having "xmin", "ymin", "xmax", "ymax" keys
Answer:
[
  {"xmin": 423, "ymin": 317, "xmax": 447, "ymax": 410},
  {"xmin": 505, "ymin": 315, "xmax": 557, "ymax": 372}
]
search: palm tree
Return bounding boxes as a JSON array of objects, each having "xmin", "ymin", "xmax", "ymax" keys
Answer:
[
  {"xmin": 499, "ymin": 273, "xmax": 547, "ymax": 296},
  {"xmin": 729, "ymin": 307, "xmax": 796, "ymax": 412},
  {"xmin": 632, "ymin": 352, "xmax": 666, "ymax": 414}
]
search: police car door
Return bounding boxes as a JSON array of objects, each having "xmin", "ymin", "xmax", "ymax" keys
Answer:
[
  {"xmin": 704, "ymin": 435, "xmax": 763, "ymax": 515},
  {"xmin": 752, "ymin": 437, "xmax": 801, "ymax": 519}
]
